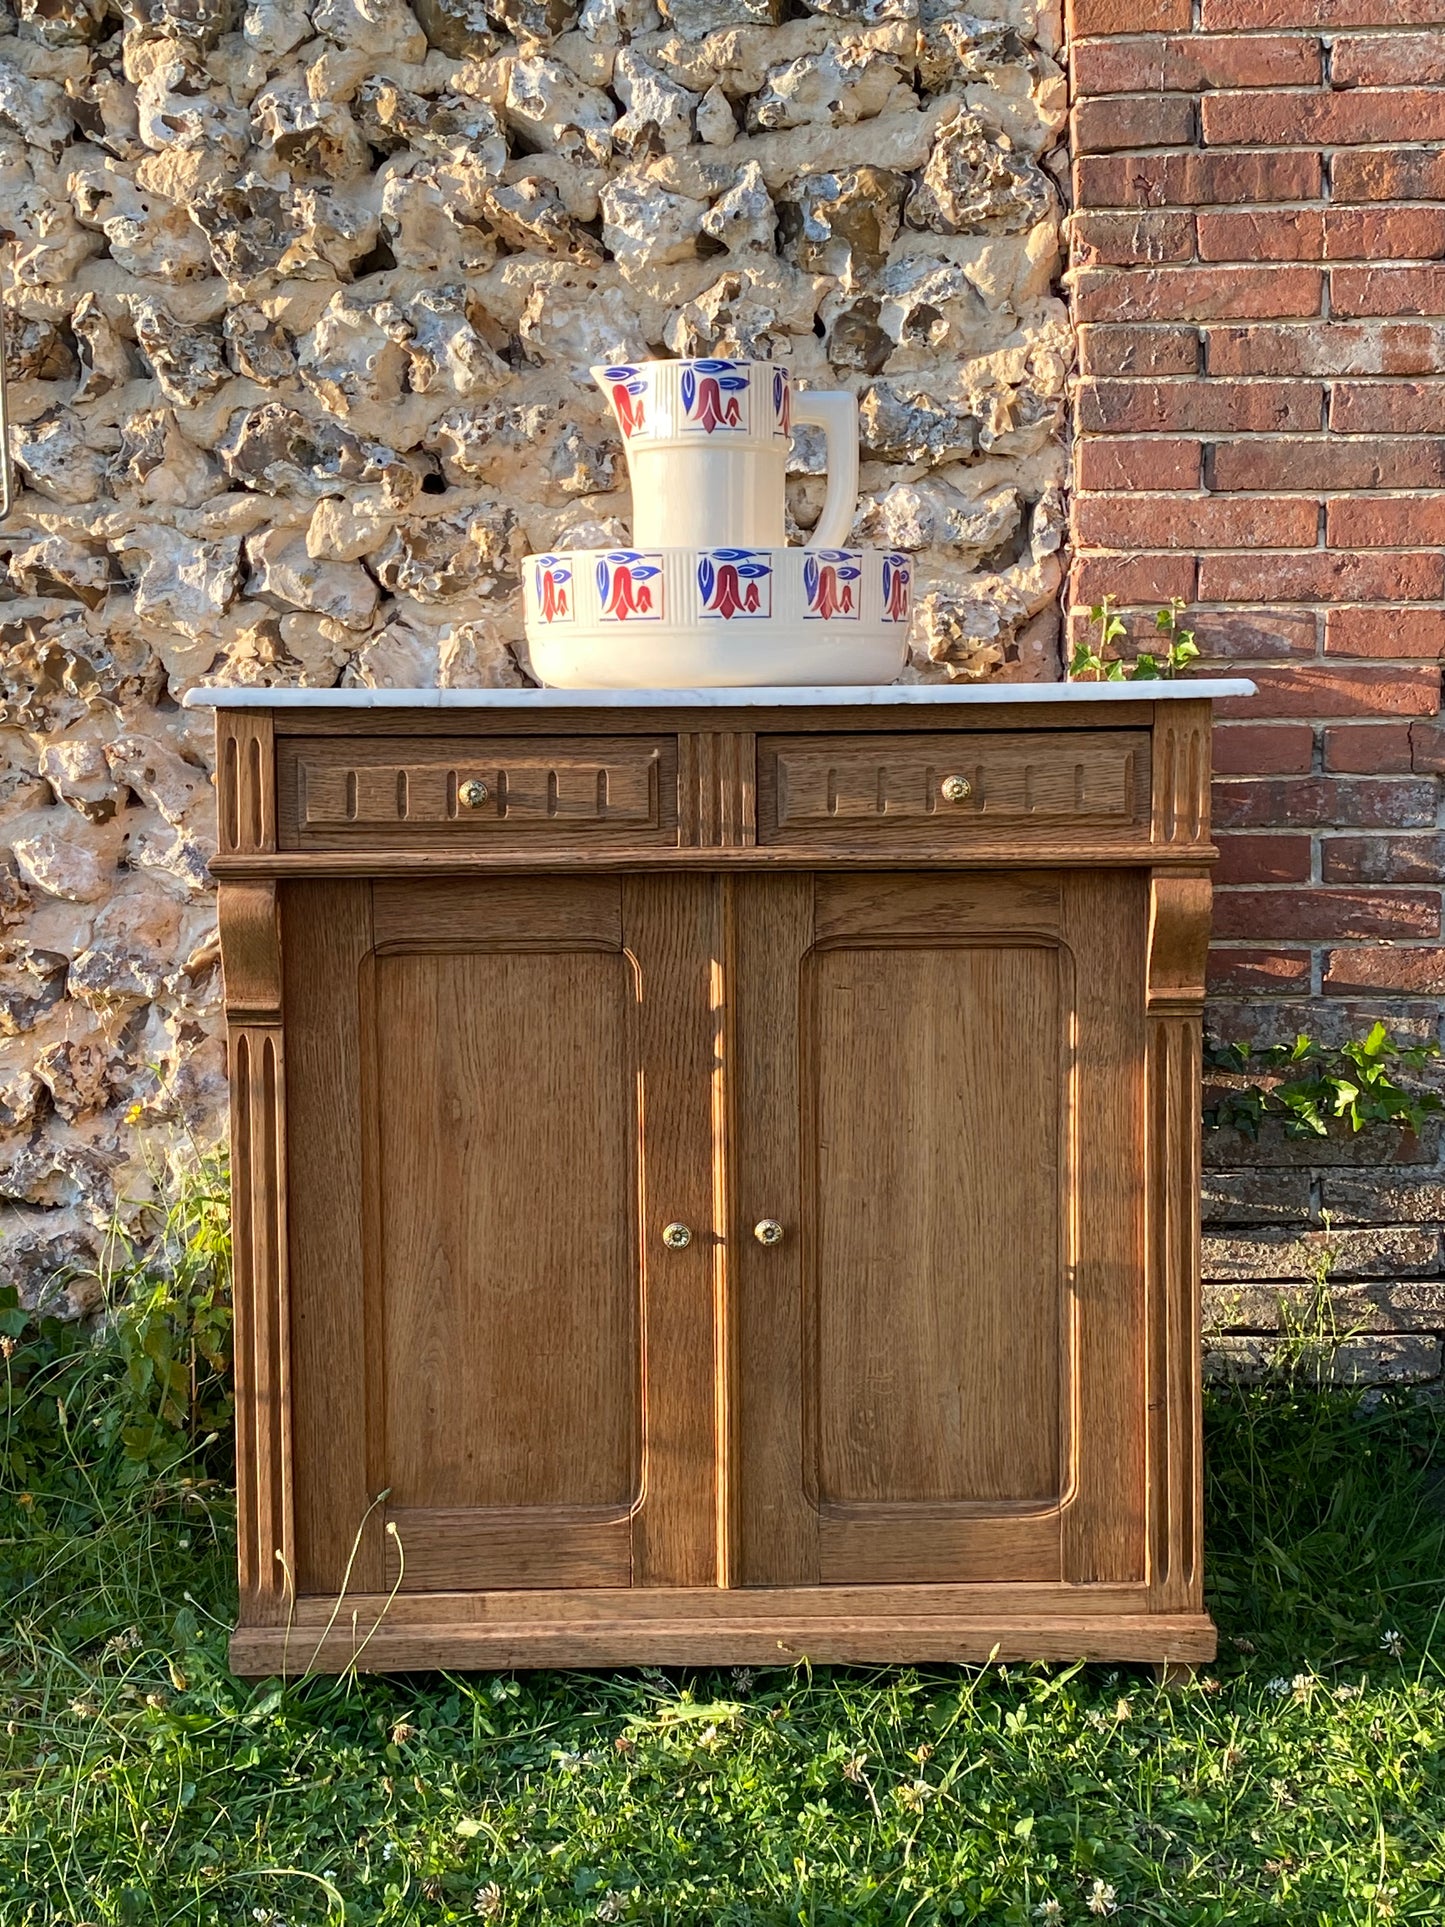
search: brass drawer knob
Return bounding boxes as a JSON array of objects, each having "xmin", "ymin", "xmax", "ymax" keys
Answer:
[
  {"xmin": 939, "ymin": 774, "xmax": 972, "ymax": 804},
  {"xmin": 753, "ymin": 1219, "xmax": 784, "ymax": 1247},
  {"xmin": 661, "ymin": 1222, "xmax": 692, "ymax": 1250},
  {"xmin": 457, "ymin": 778, "xmax": 490, "ymax": 810}
]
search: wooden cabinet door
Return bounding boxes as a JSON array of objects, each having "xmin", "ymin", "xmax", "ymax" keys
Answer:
[
  {"xmin": 728, "ymin": 871, "xmax": 1148, "ymax": 1589},
  {"xmin": 284, "ymin": 875, "xmax": 720, "ymax": 1597}
]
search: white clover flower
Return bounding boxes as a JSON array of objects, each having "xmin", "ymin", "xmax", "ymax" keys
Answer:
[
  {"xmin": 596, "ymin": 1892, "xmax": 629, "ymax": 1922},
  {"xmin": 894, "ymin": 1778, "xmax": 934, "ymax": 1811},
  {"xmin": 1086, "ymin": 1878, "xmax": 1118, "ymax": 1916},
  {"xmin": 1034, "ymin": 1901, "xmax": 1063, "ymax": 1922},
  {"xmin": 1381, "ymin": 1629, "xmax": 1405, "ymax": 1658},
  {"xmin": 474, "ymin": 1885, "xmax": 503, "ymax": 1919}
]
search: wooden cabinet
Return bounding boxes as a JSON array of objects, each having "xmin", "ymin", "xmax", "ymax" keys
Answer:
[{"xmin": 211, "ymin": 694, "xmax": 1221, "ymax": 1674}]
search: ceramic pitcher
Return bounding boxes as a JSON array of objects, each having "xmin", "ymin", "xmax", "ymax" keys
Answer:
[{"xmin": 590, "ymin": 357, "xmax": 860, "ymax": 553}]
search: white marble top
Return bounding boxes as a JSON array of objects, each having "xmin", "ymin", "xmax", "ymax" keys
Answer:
[{"xmin": 185, "ymin": 679, "xmax": 1255, "ymax": 710}]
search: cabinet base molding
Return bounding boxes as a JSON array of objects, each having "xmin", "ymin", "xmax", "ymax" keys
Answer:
[{"xmin": 232, "ymin": 1603, "xmax": 1217, "ymax": 1676}]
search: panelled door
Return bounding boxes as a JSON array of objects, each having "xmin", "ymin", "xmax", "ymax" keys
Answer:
[
  {"xmin": 282, "ymin": 874, "xmax": 721, "ymax": 1597},
  {"xmin": 727, "ymin": 870, "xmax": 1150, "ymax": 1589},
  {"xmin": 284, "ymin": 866, "xmax": 1149, "ymax": 1602}
]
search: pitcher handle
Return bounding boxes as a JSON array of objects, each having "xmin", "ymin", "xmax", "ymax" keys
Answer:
[{"xmin": 792, "ymin": 389, "xmax": 859, "ymax": 551}]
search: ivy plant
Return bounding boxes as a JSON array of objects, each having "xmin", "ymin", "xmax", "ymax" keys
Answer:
[
  {"xmin": 1068, "ymin": 596, "xmax": 1202, "ymax": 682},
  {"xmin": 1204, "ymin": 1022, "xmax": 1444, "ymax": 1139}
]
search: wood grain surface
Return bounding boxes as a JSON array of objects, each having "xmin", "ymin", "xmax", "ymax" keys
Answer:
[
  {"xmin": 219, "ymin": 703, "xmax": 1218, "ymax": 1668},
  {"xmin": 762, "ymin": 731, "xmax": 1151, "ymax": 844}
]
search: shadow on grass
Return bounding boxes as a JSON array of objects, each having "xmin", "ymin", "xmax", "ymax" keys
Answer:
[{"xmin": 1204, "ymin": 1382, "xmax": 1445, "ymax": 1671}]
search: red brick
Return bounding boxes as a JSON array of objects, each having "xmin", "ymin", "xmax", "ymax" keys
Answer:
[
  {"xmin": 1212, "ymin": 776, "xmax": 1437, "ymax": 828},
  {"xmin": 1076, "ymin": 437, "xmax": 1202, "ymax": 490},
  {"xmin": 1327, "ymin": 497, "xmax": 1445, "ymax": 548},
  {"xmin": 1075, "ymin": 495, "xmax": 1317, "ymax": 548},
  {"xmin": 1323, "ymin": 835, "xmax": 1445, "ymax": 883},
  {"xmin": 1197, "ymin": 209, "xmax": 1324, "ymax": 262},
  {"xmin": 1198, "ymin": 551, "xmax": 1445, "ymax": 602},
  {"xmin": 1207, "ymin": 321, "xmax": 1445, "ymax": 377},
  {"xmin": 1071, "ymin": 0, "xmax": 1191, "ymax": 28},
  {"xmin": 1325, "ymin": 948, "xmax": 1445, "ymax": 996},
  {"xmin": 1192, "ymin": 609, "xmax": 1319, "ymax": 658},
  {"xmin": 1078, "ymin": 325, "xmax": 1200, "ymax": 376},
  {"xmin": 1205, "ymin": 0, "xmax": 1445, "ymax": 27},
  {"xmin": 1203, "ymin": 89, "xmax": 1445, "ymax": 149},
  {"xmin": 1216, "ymin": 832, "xmax": 1314, "ymax": 883},
  {"xmin": 1333, "ymin": 266, "xmax": 1445, "ymax": 318},
  {"xmin": 1208, "ymin": 436, "xmax": 1445, "ymax": 491},
  {"xmin": 1072, "ymin": 33, "xmax": 1322, "ymax": 93},
  {"xmin": 1071, "ymin": 211, "xmax": 1196, "ymax": 267},
  {"xmin": 1072, "ymin": 553, "xmax": 1198, "ymax": 606},
  {"xmin": 1078, "ymin": 378, "xmax": 1323, "ymax": 434},
  {"xmin": 1215, "ymin": 722, "xmax": 1316, "ymax": 773},
  {"xmin": 1075, "ymin": 267, "xmax": 1323, "ymax": 324},
  {"xmin": 1074, "ymin": 150, "xmax": 1323, "ymax": 210},
  {"xmin": 1332, "ymin": 33, "xmax": 1445, "ymax": 88},
  {"xmin": 1209, "ymin": 946, "xmax": 1314, "ymax": 994},
  {"xmin": 1325, "ymin": 208, "xmax": 1445, "ymax": 262},
  {"xmin": 1213, "ymin": 889, "xmax": 1440, "ymax": 942},
  {"xmin": 1217, "ymin": 662, "xmax": 1443, "ymax": 718},
  {"xmin": 1411, "ymin": 719, "xmax": 1445, "ymax": 772},
  {"xmin": 1329, "ymin": 381, "xmax": 1445, "ymax": 433},
  {"xmin": 1325, "ymin": 609, "xmax": 1445, "ymax": 659},
  {"xmin": 1066, "ymin": 604, "xmax": 1314, "ymax": 659},
  {"xmin": 1331, "ymin": 149, "xmax": 1445, "ymax": 204},
  {"xmin": 1323, "ymin": 724, "xmax": 1416, "ymax": 772},
  {"xmin": 1074, "ymin": 95, "xmax": 1197, "ymax": 155}
]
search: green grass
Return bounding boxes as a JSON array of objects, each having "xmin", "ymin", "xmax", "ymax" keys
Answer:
[{"xmin": 4, "ymin": 1205, "xmax": 1445, "ymax": 1925}]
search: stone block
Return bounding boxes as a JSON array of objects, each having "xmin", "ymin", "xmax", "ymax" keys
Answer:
[
  {"xmin": 1321, "ymin": 1174, "xmax": 1445, "ymax": 1225},
  {"xmin": 1202, "ymin": 1169, "xmax": 1312, "ymax": 1226},
  {"xmin": 1203, "ymin": 1335, "xmax": 1442, "ymax": 1389},
  {"xmin": 1203, "ymin": 1225, "xmax": 1444, "ymax": 1283},
  {"xmin": 1205, "ymin": 1281, "xmax": 1445, "ymax": 1336}
]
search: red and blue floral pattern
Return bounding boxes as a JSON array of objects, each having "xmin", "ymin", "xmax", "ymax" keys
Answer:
[
  {"xmin": 803, "ymin": 550, "xmax": 861, "ymax": 621},
  {"xmin": 598, "ymin": 364, "xmax": 648, "ymax": 438},
  {"xmin": 596, "ymin": 551, "xmax": 663, "ymax": 622},
  {"xmin": 533, "ymin": 555, "xmax": 573, "ymax": 623},
  {"xmin": 697, "ymin": 549, "xmax": 772, "ymax": 619},
  {"xmin": 881, "ymin": 552, "xmax": 912, "ymax": 625},
  {"xmin": 680, "ymin": 359, "xmax": 750, "ymax": 434}
]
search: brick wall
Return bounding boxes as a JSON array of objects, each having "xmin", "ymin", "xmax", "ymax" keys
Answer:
[{"xmin": 1067, "ymin": 0, "xmax": 1445, "ymax": 1386}]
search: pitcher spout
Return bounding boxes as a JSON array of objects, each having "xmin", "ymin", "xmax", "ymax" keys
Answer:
[{"xmin": 591, "ymin": 363, "xmax": 650, "ymax": 442}]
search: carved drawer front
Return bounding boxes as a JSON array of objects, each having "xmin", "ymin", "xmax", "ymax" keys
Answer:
[
  {"xmin": 759, "ymin": 731, "xmax": 1152, "ymax": 847},
  {"xmin": 279, "ymin": 736, "xmax": 674, "ymax": 850}
]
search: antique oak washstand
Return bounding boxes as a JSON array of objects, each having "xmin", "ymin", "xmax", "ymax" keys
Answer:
[{"xmin": 194, "ymin": 679, "xmax": 1252, "ymax": 1677}]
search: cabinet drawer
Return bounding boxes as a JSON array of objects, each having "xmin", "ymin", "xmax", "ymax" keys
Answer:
[
  {"xmin": 759, "ymin": 731, "xmax": 1151, "ymax": 847},
  {"xmin": 278, "ymin": 736, "xmax": 675, "ymax": 850}
]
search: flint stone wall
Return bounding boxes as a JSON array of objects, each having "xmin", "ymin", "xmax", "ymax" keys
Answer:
[{"xmin": 0, "ymin": 0, "xmax": 1069, "ymax": 1304}]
